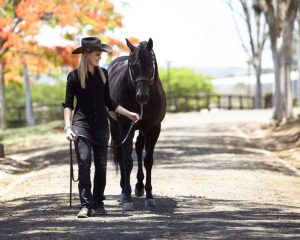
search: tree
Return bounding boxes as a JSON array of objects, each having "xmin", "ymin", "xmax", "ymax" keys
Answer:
[
  {"xmin": 159, "ymin": 67, "xmax": 213, "ymax": 95},
  {"xmin": 297, "ymin": 6, "xmax": 300, "ymax": 106},
  {"xmin": 258, "ymin": 0, "xmax": 300, "ymax": 121},
  {"xmin": 22, "ymin": 60, "xmax": 34, "ymax": 126},
  {"xmin": 228, "ymin": 0, "xmax": 268, "ymax": 109},
  {"xmin": 0, "ymin": 0, "xmax": 124, "ymax": 129}
]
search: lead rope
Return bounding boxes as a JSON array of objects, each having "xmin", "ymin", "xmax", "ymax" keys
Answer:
[
  {"xmin": 69, "ymin": 104, "xmax": 144, "ymax": 207},
  {"xmin": 69, "ymin": 140, "xmax": 78, "ymax": 207}
]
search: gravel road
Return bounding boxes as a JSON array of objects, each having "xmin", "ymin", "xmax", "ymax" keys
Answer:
[{"xmin": 0, "ymin": 110, "xmax": 300, "ymax": 240}]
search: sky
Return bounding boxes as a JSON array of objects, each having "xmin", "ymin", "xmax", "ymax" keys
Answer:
[
  {"xmin": 111, "ymin": 0, "xmax": 273, "ymax": 70},
  {"xmin": 37, "ymin": 0, "xmax": 273, "ymax": 73}
]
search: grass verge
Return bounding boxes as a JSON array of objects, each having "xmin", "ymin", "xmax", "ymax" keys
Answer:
[{"xmin": 0, "ymin": 120, "xmax": 63, "ymax": 146}]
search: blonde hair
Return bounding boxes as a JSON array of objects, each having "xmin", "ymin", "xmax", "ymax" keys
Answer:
[{"xmin": 78, "ymin": 53, "xmax": 89, "ymax": 89}]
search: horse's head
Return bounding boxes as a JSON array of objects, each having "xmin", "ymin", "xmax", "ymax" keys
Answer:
[{"xmin": 126, "ymin": 38, "xmax": 156, "ymax": 105}]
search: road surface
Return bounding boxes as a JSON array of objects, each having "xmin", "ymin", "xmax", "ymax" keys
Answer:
[{"xmin": 0, "ymin": 110, "xmax": 299, "ymax": 239}]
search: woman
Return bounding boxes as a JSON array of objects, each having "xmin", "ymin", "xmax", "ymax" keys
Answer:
[{"xmin": 62, "ymin": 37, "xmax": 140, "ymax": 218}]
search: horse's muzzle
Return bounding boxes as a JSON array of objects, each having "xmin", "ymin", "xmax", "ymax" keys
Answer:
[
  {"xmin": 136, "ymin": 90, "xmax": 149, "ymax": 105},
  {"xmin": 135, "ymin": 76, "xmax": 150, "ymax": 105}
]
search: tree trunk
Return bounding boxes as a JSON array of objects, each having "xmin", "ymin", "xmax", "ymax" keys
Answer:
[
  {"xmin": 297, "ymin": 6, "xmax": 300, "ymax": 106},
  {"xmin": 0, "ymin": 62, "xmax": 6, "ymax": 129},
  {"xmin": 283, "ymin": 57, "xmax": 293, "ymax": 118},
  {"xmin": 23, "ymin": 62, "xmax": 35, "ymax": 127},
  {"xmin": 282, "ymin": 1, "xmax": 297, "ymax": 119},
  {"xmin": 254, "ymin": 64, "xmax": 262, "ymax": 108},
  {"xmin": 276, "ymin": 46, "xmax": 293, "ymax": 120},
  {"xmin": 259, "ymin": 0, "xmax": 299, "ymax": 121},
  {"xmin": 272, "ymin": 48, "xmax": 284, "ymax": 120}
]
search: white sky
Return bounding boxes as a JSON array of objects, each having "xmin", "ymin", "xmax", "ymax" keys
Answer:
[
  {"xmin": 37, "ymin": 0, "xmax": 273, "ymax": 70},
  {"xmin": 111, "ymin": 0, "xmax": 273, "ymax": 69}
]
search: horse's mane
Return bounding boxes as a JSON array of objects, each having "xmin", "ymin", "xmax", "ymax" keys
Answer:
[{"xmin": 108, "ymin": 56, "xmax": 128, "ymax": 71}]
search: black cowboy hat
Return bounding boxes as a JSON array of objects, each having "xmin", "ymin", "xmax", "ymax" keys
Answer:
[{"xmin": 72, "ymin": 37, "xmax": 112, "ymax": 54}]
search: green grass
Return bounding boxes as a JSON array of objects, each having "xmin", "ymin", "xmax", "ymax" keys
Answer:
[{"xmin": 0, "ymin": 120, "xmax": 64, "ymax": 146}]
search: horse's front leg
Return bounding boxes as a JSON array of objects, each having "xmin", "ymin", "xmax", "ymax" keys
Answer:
[
  {"xmin": 144, "ymin": 124, "xmax": 161, "ymax": 209},
  {"xmin": 120, "ymin": 131, "xmax": 134, "ymax": 211},
  {"xmin": 135, "ymin": 132, "xmax": 145, "ymax": 197}
]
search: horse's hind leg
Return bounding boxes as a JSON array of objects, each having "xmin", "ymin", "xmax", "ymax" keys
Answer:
[
  {"xmin": 117, "ymin": 147, "xmax": 126, "ymax": 202},
  {"xmin": 109, "ymin": 120, "xmax": 125, "ymax": 201},
  {"xmin": 135, "ymin": 132, "xmax": 145, "ymax": 197},
  {"xmin": 144, "ymin": 124, "xmax": 161, "ymax": 208},
  {"xmin": 120, "ymin": 132, "xmax": 134, "ymax": 211}
]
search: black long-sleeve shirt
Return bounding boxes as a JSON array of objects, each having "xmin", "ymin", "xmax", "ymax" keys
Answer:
[{"xmin": 62, "ymin": 67, "xmax": 118, "ymax": 130}]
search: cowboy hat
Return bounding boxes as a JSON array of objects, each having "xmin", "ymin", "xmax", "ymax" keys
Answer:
[{"xmin": 72, "ymin": 37, "xmax": 112, "ymax": 54}]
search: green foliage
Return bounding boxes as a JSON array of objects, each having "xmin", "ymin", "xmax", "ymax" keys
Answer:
[
  {"xmin": 0, "ymin": 120, "xmax": 63, "ymax": 146},
  {"xmin": 5, "ymin": 67, "xmax": 214, "ymax": 126},
  {"xmin": 6, "ymin": 78, "xmax": 65, "ymax": 107},
  {"xmin": 5, "ymin": 79, "xmax": 65, "ymax": 127},
  {"xmin": 158, "ymin": 67, "xmax": 214, "ymax": 112},
  {"xmin": 31, "ymin": 79, "xmax": 65, "ymax": 105},
  {"xmin": 6, "ymin": 82, "xmax": 25, "ymax": 127},
  {"xmin": 31, "ymin": 79, "xmax": 65, "ymax": 125},
  {"xmin": 159, "ymin": 67, "xmax": 213, "ymax": 96},
  {"xmin": 6, "ymin": 81, "xmax": 25, "ymax": 107}
]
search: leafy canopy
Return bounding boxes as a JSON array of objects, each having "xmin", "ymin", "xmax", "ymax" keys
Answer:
[
  {"xmin": 0, "ymin": 0, "xmax": 125, "ymax": 83},
  {"xmin": 159, "ymin": 67, "xmax": 213, "ymax": 95}
]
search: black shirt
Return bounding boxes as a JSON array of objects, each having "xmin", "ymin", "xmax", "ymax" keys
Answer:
[{"xmin": 62, "ymin": 67, "xmax": 118, "ymax": 130}]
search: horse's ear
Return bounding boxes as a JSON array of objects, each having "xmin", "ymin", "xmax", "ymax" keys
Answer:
[
  {"xmin": 147, "ymin": 38, "xmax": 153, "ymax": 50},
  {"xmin": 126, "ymin": 38, "xmax": 136, "ymax": 52}
]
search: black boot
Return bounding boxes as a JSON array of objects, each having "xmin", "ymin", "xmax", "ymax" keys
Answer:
[{"xmin": 93, "ymin": 202, "xmax": 107, "ymax": 215}]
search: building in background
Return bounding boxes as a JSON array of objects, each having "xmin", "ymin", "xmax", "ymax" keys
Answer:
[{"xmin": 212, "ymin": 71, "xmax": 298, "ymax": 101}]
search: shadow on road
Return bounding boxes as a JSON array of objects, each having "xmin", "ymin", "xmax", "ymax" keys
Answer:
[
  {"xmin": 1, "ymin": 120, "xmax": 300, "ymax": 239},
  {"xmin": 153, "ymin": 126, "xmax": 297, "ymax": 176},
  {"xmin": 1, "ymin": 124, "xmax": 297, "ymax": 177},
  {"xmin": 0, "ymin": 193, "xmax": 299, "ymax": 239}
]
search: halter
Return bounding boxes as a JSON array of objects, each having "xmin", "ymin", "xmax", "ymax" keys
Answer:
[{"xmin": 128, "ymin": 50, "xmax": 156, "ymax": 86}]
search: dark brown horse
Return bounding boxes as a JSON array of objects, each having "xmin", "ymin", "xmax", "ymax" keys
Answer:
[{"xmin": 108, "ymin": 38, "xmax": 166, "ymax": 210}]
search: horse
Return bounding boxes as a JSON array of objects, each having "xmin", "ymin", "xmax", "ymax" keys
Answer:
[{"xmin": 107, "ymin": 38, "xmax": 166, "ymax": 211}]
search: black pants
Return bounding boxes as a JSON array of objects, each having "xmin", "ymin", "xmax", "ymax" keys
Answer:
[{"xmin": 72, "ymin": 125, "xmax": 109, "ymax": 209}]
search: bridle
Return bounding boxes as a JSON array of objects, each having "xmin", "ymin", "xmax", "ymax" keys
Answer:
[{"xmin": 128, "ymin": 50, "xmax": 156, "ymax": 87}]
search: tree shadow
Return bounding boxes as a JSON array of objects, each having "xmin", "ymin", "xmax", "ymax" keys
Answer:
[
  {"xmin": 149, "ymin": 126, "xmax": 297, "ymax": 175},
  {"xmin": 0, "ymin": 147, "xmax": 69, "ymax": 175},
  {"xmin": 2, "ymin": 124, "xmax": 297, "ymax": 177},
  {"xmin": 151, "ymin": 142, "xmax": 296, "ymax": 175},
  {"xmin": 0, "ymin": 193, "xmax": 299, "ymax": 239}
]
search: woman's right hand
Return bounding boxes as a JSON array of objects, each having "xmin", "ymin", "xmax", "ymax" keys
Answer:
[{"xmin": 65, "ymin": 127, "xmax": 76, "ymax": 141}]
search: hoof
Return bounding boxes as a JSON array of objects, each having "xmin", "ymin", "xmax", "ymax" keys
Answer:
[
  {"xmin": 122, "ymin": 202, "xmax": 134, "ymax": 211},
  {"xmin": 145, "ymin": 198, "xmax": 156, "ymax": 208},
  {"xmin": 119, "ymin": 193, "xmax": 125, "ymax": 203},
  {"xmin": 135, "ymin": 187, "xmax": 144, "ymax": 197}
]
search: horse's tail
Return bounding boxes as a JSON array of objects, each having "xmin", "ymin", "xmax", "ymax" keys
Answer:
[{"xmin": 108, "ymin": 117, "xmax": 121, "ymax": 172}]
